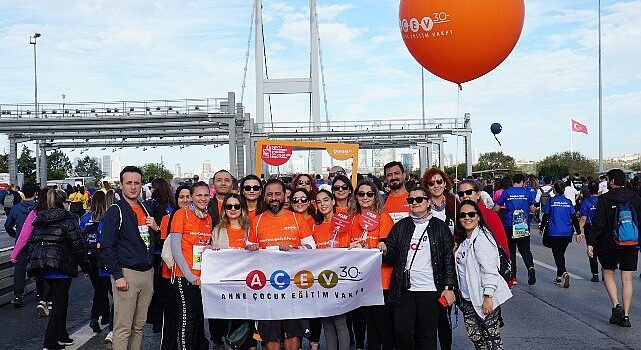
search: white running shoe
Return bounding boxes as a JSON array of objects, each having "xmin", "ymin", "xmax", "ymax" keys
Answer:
[
  {"xmin": 105, "ymin": 331, "xmax": 113, "ymax": 345},
  {"xmin": 36, "ymin": 301, "xmax": 49, "ymax": 318}
]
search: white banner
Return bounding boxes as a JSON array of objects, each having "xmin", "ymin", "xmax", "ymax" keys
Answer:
[{"xmin": 201, "ymin": 248, "xmax": 384, "ymax": 320}]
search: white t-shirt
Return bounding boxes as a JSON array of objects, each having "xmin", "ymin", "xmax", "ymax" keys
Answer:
[
  {"xmin": 564, "ymin": 186, "xmax": 578, "ymax": 206},
  {"xmin": 599, "ymin": 181, "xmax": 609, "ymax": 194},
  {"xmin": 432, "ymin": 209, "xmax": 454, "ymax": 233},
  {"xmin": 406, "ymin": 220, "xmax": 436, "ymax": 292},
  {"xmin": 455, "ymin": 238, "xmax": 473, "ymax": 300}
]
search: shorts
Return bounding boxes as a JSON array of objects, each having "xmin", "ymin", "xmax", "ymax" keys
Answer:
[
  {"xmin": 598, "ymin": 248, "xmax": 639, "ymax": 271},
  {"xmin": 257, "ymin": 319, "xmax": 309, "ymax": 342}
]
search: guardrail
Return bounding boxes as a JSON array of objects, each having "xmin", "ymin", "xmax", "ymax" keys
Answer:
[{"xmin": 0, "ymin": 246, "xmax": 35, "ymax": 306}]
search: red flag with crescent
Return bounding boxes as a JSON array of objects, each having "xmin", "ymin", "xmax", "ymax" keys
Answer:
[{"xmin": 571, "ymin": 119, "xmax": 588, "ymax": 134}]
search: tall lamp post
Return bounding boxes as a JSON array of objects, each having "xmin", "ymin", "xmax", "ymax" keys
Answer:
[
  {"xmin": 30, "ymin": 32, "xmax": 46, "ymax": 185},
  {"xmin": 598, "ymin": 0, "xmax": 604, "ymax": 173}
]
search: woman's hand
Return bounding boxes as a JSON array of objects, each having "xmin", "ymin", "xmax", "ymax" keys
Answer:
[
  {"xmin": 482, "ymin": 295, "xmax": 494, "ymax": 315},
  {"xmin": 587, "ymin": 245, "xmax": 594, "ymax": 258},
  {"xmin": 279, "ymin": 245, "xmax": 291, "ymax": 251},
  {"xmin": 377, "ymin": 242, "xmax": 387, "ymax": 255},
  {"xmin": 191, "ymin": 277, "xmax": 201, "ymax": 286},
  {"xmin": 441, "ymin": 290, "xmax": 456, "ymax": 306},
  {"xmin": 209, "ymin": 243, "xmax": 221, "ymax": 251},
  {"xmin": 245, "ymin": 244, "xmax": 259, "ymax": 251},
  {"xmin": 349, "ymin": 239, "xmax": 365, "ymax": 249},
  {"xmin": 575, "ymin": 233, "xmax": 584, "ymax": 243}
]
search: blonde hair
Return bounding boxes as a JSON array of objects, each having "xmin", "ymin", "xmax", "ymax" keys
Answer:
[
  {"xmin": 349, "ymin": 181, "xmax": 383, "ymax": 215},
  {"xmin": 217, "ymin": 193, "xmax": 251, "ymax": 236},
  {"xmin": 47, "ymin": 189, "xmax": 68, "ymax": 209}
]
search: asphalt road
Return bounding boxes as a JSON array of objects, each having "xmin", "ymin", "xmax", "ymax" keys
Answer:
[{"xmin": 0, "ymin": 229, "xmax": 640, "ymax": 350}]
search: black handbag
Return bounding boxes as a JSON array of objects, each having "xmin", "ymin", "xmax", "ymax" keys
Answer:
[
  {"xmin": 402, "ymin": 226, "xmax": 429, "ymax": 291},
  {"xmin": 225, "ymin": 321, "xmax": 250, "ymax": 349}
]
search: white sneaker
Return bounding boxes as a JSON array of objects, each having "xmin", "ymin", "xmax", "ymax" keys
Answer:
[
  {"xmin": 36, "ymin": 301, "xmax": 49, "ymax": 318},
  {"xmin": 105, "ymin": 331, "xmax": 113, "ymax": 345}
]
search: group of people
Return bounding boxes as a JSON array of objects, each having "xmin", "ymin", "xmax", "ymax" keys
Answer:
[{"xmin": 4, "ymin": 161, "xmax": 639, "ymax": 350}]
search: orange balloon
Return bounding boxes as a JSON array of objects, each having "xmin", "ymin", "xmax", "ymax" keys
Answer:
[{"xmin": 399, "ymin": 0, "xmax": 525, "ymax": 85}]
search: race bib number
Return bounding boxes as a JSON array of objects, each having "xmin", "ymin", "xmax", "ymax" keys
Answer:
[
  {"xmin": 138, "ymin": 225, "xmax": 151, "ymax": 248},
  {"xmin": 512, "ymin": 209, "xmax": 530, "ymax": 238},
  {"xmin": 389, "ymin": 212, "xmax": 410, "ymax": 223},
  {"xmin": 192, "ymin": 245, "xmax": 206, "ymax": 270}
]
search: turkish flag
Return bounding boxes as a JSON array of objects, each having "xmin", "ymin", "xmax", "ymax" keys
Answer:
[{"xmin": 571, "ymin": 119, "xmax": 588, "ymax": 134}]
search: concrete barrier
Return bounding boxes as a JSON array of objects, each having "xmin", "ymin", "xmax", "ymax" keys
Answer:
[{"xmin": 0, "ymin": 246, "xmax": 35, "ymax": 306}]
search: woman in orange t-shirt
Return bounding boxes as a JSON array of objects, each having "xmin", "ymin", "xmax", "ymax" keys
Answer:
[
  {"xmin": 240, "ymin": 175, "xmax": 262, "ymax": 224},
  {"xmin": 348, "ymin": 181, "xmax": 394, "ymax": 350},
  {"xmin": 169, "ymin": 181, "xmax": 213, "ymax": 350},
  {"xmin": 289, "ymin": 188, "xmax": 316, "ymax": 230},
  {"xmin": 331, "ymin": 174, "xmax": 353, "ymax": 213}
]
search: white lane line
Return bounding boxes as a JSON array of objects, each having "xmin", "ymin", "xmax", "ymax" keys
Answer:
[
  {"xmin": 67, "ymin": 324, "xmax": 97, "ymax": 350},
  {"xmin": 516, "ymin": 253, "xmax": 585, "ymax": 280}
]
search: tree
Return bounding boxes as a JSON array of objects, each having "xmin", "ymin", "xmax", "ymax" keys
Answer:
[
  {"xmin": 444, "ymin": 164, "xmax": 467, "ymax": 181},
  {"xmin": 75, "ymin": 156, "xmax": 104, "ymax": 182},
  {"xmin": 47, "ymin": 150, "xmax": 73, "ymax": 180},
  {"xmin": 475, "ymin": 151, "xmax": 516, "ymax": 171},
  {"xmin": 0, "ymin": 154, "xmax": 7, "ymax": 173},
  {"xmin": 141, "ymin": 163, "xmax": 173, "ymax": 181},
  {"xmin": 536, "ymin": 151, "xmax": 597, "ymax": 179},
  {"xmin": 18, "ymin": 146, "xmax": 36, "ymax": 182}
]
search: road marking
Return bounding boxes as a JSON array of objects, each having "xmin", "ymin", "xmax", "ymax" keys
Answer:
[
  {"xmin": 517, "ymin": 253, "xmax": 585, "ymax": 280},
  {"xmin": 67, "ymin": 324, "xmax": 97, "ymax": 350}
]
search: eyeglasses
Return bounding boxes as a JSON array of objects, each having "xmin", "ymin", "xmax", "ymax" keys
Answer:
[
  {"xmin": 225, "ymin": 204, "xmax": 241, "ymax": 210},
  {"xmin": 291, "ymin": 197, "xmax": 309, "ymax": 204},
  {"xmin": 356, "ymin": 191, "xmax": 375, "ymax": 198},
  {"xmin": 329, "ymin": 171, "xmax": 346, "ymax": 177},
  {"xmin": 427, "ymin": 179, "xmax": 444, "ymax": 187},
  {"xmin": 405, "ymin": 196, "xmax": 428, "ymax": 204},
  {"xmin": 458, "ymin": 211, "xmax": 478, "ymax": 219},
  {"xmin": 457, "ymin": 189, "xmax": 475, "ymax": 197},
  {"xmin": 298, "ymin": 180, "xmax": 311, "ymax": 186},
  {"xmin": 243, "ymin": 185, "xmax": 262, "ymax": 192},
  {"xmin": 332, "ymin": 185, "xmax": 350, "ymax": 191}
]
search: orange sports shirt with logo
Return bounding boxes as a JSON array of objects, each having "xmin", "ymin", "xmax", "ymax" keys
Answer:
[
  {"xmin": 159, "ymin": 214, "xmax": 172, "ymax": 279},
  {"xmin": 170, "ymin": 207, "xmax": 213, "ymax": 278},
  {"xmin": 248, "ymin": 211, "xmax": 313, "ymax": 248},
  {"xmin": 349, "ymin": 212, "xmax": 394, "ymax": 289},
  {"xmin": 225, "ymin": 225, "xmax": 248, "ymax": 249},
  {"xmin": 313, "ymin": 221, "xmax": 350, "ymax": 249},
  {"xmin": 383, "ymin": 191, "xmax": 411, "ymax": 223}
]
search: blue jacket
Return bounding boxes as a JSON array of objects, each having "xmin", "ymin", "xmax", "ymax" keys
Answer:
[
  {"xmin": 100, "ymin": 199, "xmax": 155, "ymax": 280},
  {"xmin": 4, "ymin": 200, "xmax": 37, "ymax": 239}
]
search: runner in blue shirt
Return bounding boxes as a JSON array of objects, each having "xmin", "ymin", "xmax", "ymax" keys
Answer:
[
  {"xmin": 495, "ymin": 173, "xmax": 538, "ymax": 285},
  {"xmin": 540, "ymin": 181, "xmax": 582, "ymax": 288},
  {"xmin": 579, "ymin": 179, "xmax": 601, "ymax": 282}
]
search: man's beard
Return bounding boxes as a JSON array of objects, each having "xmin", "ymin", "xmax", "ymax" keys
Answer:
[
  {"xmin": 389, "ymin": 180, "xmax": 403, "ymax": 190},
  {"xmin": 268, "ymin": 200, "xmax": 284, "ymax": 214}
]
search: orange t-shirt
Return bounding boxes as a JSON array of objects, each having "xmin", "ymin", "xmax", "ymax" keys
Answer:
[
  {"xmin": 248, "ymin": 211, "xmax": 313, "ymax": 249},
  {"xmin": 225, "ymin": 225, "xmax": 248, "ymax": 249},
  {"xmin": 349, "ymin": 212, "xmax": 394, "ymax": 289},
  {"xmin": 247, "ymin": 208, "xmax": 257, "ymax": 223},
  {"xmin": 336, "ymin": 206, "xmax": 349, "ymax": 214},
  {"xmin": 313, "ymin": 221, "xmax": 349, "ymax": 249},
  {"xmin": 132, "ymin": 204, "xmax": 150, "ymax": 248},
  {"xmin": 302, "ymin": 214, "xmax": 315, "ymax": 231},
  {"xmin": 383, "ymin": 191, "xmax": 411, "ymax": 223},
  {"xmin": 159, "ymin": 214, "xmax": 172, "ymax": 279},
  {"xmin": 169, "ymin": 208, "xmax": 213, "ymax": 278}
]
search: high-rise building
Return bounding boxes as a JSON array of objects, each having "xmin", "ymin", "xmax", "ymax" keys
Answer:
[
  {"xmin": 102, "ymin": 155, "xmax": 112, "ymax": 178},
  {"xmin": 401, "ymin": 153, "xmax": 414, "ymax": 173},
  {"xmin": 111, "ymin": 155, "xmax": 122, "ymax": 179},
  {"xmin": 175, "ymin": 163, "xmax": 182, "ymax": 178},
  {"xmin": 202, "ymin": 160, "xmax": 212, "ymax": 180}
]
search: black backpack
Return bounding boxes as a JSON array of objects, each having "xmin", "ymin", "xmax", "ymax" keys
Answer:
[
  {"xmin": 473, "ymin": 230, "xmax": 512, "ymax": 283},
  {"xmin": 82, "ymin": 221, "xmax": 100, "ymax": 251}
]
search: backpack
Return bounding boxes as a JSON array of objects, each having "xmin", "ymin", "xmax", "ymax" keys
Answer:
[
  {"xmin": 82, "ymin": 221, "xmax": 100, "ymax": 250},
  {"xmin": 474, "ymin": 230, "xmax": 512, "ymax": 284},
  {"xmin": 613, "ymin": 202, "xmax": 639, "ymax": 247},
  {"xmin": 540, "ymin": 187, "xmax": 553, "ymax": 209},
  {"xmin": 4, "ymin": 192, "xmax": 14, "ymax": 208}
]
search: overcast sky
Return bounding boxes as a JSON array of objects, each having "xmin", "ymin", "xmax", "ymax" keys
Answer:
[{"xmin": 1, "ymin": 0, "xmax": 640, "ymax": 174}]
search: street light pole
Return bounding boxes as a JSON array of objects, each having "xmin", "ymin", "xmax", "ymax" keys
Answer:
[
  {"xmin": 30, "ymin": 32, "xmax": 45, "ymax": 185},
  {"xmin": 598, "ymin": 0, "xmax": 604, "ymax": 173}
]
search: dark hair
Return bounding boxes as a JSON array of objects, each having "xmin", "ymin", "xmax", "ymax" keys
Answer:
[
  {"xmin": 553, "ymin": 181, "xmax": 565, "ymax": 195},
  {"xmin": 543, "ymin": 176, "xmax": 552, "ymax": 185},
  {"xmin": 314, "ymin": 189, "xmax": 336, "ymax": 224},
  {"xmin": 498, "ymin": 177, "xmax": 513, "ymax": 190},
  {"xmin": 120, "ymin": 165, "xmax": 143, "ymax": 182},
  {"xmin": 264, "ymin": 178, "xmax": 286, "ymax": 194},
  {"xmin": 240, "ymin": 174, "xmax": 262, "ymax": 197},
  {"xmin": 174, "ymin": 185, "xmax": 191, "ymax": 207},
  {"xmin": 190, "ymin": 181, "xmax": 210, "ymax": 194},
  {"xmin": 607, "ymin": 169, "xmax": 626, "ymax": 187},
  {"xmin": 34, "ymin": 188, "xmax": 50, "ymax": 213},
  {"xmin": 588, "ymin": 179, "xmax": 599, "ymax": 194},
  {"xmin": 22, "ymin": 182, "xmax": 38, "ymax": 198},
  {"xmin": 151, "ymin": 178, "xmax": 176, "ymax": 208},
  {"xmin": 289, "ymin": 188, "xmax": 315, "ymax": 217},
  {"xmin": 213, "ymin": 169, "xmax": 231, "ymax": 180},
  {"xmin": 457, "ymin": 179, "xmax": 479, "ymax": 192},
  {"xmin": 90, "ymin": 191, "xmax": 107, "ymax": 221},
  {"xmin": 349, "ymin": 181, "xmax": 384, "ymax": 215},
  {"xmin": 512, "ymin": 173, "xmax": 525, "ymax": 184},
  {"xmin": 455, "ymin": 200, "xmax": 489, "ymax": 243},
  {"xmin": 218, "ymin": 193, "xmax": 251, "ymax": 233},
  {"xmin": 384, "ymin": 161, "xmax": 405, "ymax": 175},
  {"xmin": 292, "ymin": 173, "xmax": 319, "ymax": 197},
  {"xmin": 332, "ymin": 175, "xmax": 353, "ymax": 192}
]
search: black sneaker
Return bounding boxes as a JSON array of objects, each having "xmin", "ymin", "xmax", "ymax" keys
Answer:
[
  {"xmin": 619, "ymin": 316, "xmax": 631, "ymax": 328},
  {"xmin": 591, "ymin": 274, "xmax": 600, "ymax": 282},
  {"xmin": 101, "ymin": 315, "xmax": 110, "ymax": 325},
  {"xmin": 610, "ymin": 304, "xmax": 623, "ymax": 324},
  {"xmin": 58, "ymin": 338, "xmax": 74, "ymax": 346},
  {"xmin": 90, "ymin": 319, "xmax": 101, "ymax": 333},
  {"xmin": 562, "ymin": 272, "xmax": 570, "ymax": 288},
  {"xmin": 12, "ymin": 296, "xmax": 24, "ymax": 308},
  {"xmin": 553, "ymin": 277, "xmax": 562, "ymax": 285},
  {"xmin": 528, "ymin": 267, "xmax": 536, "ymax": 285}
]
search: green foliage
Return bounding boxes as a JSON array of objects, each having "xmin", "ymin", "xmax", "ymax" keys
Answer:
[
  {"xmin": 536, "ymin": 151, "xmax": 597, "ymax": 179},
  {"xmin": 47, "ymin": 150, "xmax": 72, "ymax": 180},
  {"xmin": 444, "ymin": 164, "xmax": 467, "ymax": 180},
  {"xmin": 141, "ymin": 163, "xmax": 173, "ymax": 181},
  {"xmin": 75, "ymin": 156, "xmax": 104, "ymax": 182},
  {"xmin": 18, "ymin": 146, "xmax": 36, "ymax": 182},
  {"xmin": 0, "ymin": 154, "xmax": 7, "ymax": 173},
  {"xmin": 475, "ymin": 151, "xmax": 516, "ymax": 171}
]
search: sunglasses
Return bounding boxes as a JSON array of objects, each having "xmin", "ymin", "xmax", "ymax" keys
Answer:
[
  {"xmin": 291, "ymin": 197, "xmax": 309, "ymax": 204},
  {"xmin": 225, "ymin": 204, "xmax": 241, "ymax": 210},
  {"xmin": 458, "ymin": 211, "xmax": 478, "ymax": 219},
  {"xmin": 243, "ymin": 185, "xmax": 261, "ymax": 192},
  {"xmin": 457, "ymin": 189, "xmax": 475, "ymax": 197},
  {"xmin": 356, "ymin": 191, "xmax": 375, "ymax": 198},
  {"xmin": 405, "ymin": 196, "xmax": 428, "ymax": 204},
  {"xmin": 332, "ymin": 185, "xmax": 350, "ymax": 191},
  {"xmin": 427, "ymin": 179, "xmax": 444, "ymax": 187},
  {"xmin": 298, "ymin": 180, "xmax": 311, "ymax": 186}
]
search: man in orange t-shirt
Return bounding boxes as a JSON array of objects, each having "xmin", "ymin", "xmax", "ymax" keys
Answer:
[
  {"xmin": 246, "ymin": 179, "xmax": 316, "ymax": 350},
  {"xmin": 383, "ymin": 161, "xmax": 411, "ymax": 224}
]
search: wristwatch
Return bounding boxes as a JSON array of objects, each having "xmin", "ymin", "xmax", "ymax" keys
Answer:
[
  {"xmin": 444, "ymin": 285, "xmax": 455, "ymax": 291},
  {"xmin": 483, "ymin": 294, "xmax": 493, "ymax": 298}
]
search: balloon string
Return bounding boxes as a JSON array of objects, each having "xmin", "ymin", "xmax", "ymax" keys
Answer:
[
  {"xmin": 494, "ymin": 134, "xmax": 502, "ymax": 147},
  {"xmin": 457, "ymin": 83, "xmax": 462, "ymax": 91}
]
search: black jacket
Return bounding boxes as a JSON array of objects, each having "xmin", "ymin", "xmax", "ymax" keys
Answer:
[
  {"xmin": 589, "ymin": 187, "xmax": 641, "ymax": 252},
  {"xmin": 383, "ymin": 216, "xmax": 457, "ymax": 306},
  {"xmin": 27, "ymin": 208, "xmax": 91, "ymax": 278},
  {"xmin": 100, "ymin": 200, "xmax": 155, "ymax": 280}
]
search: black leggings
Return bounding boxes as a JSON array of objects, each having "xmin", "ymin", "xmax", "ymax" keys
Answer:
[
  {"xmin": 505, "ymin": 227, "xmax": 534, "ymax": 279},
  {"xmin": 43, "ymin": 278, "xmax": 71, "ymax": 349},
  {"xmin": 363, "ymin": 301, "xmax": 394, "ymax": 350},
  {"xmin": 308, "ymin": 318, "xmax": 322, "ymax": 343},
  {"xmin": 548, "ymin": 236, "xmax": 572, "ymax": 276},
  {"xmin": 394, "ymin": 291, "xmax": 440, "ymax": 350},
  {"xmin": 347, "ymin": 308, "xmax": 366, "ymax": 348},
  {"xmin": 88, "ymin": 253, "xmax": 111, "ymax": 320},
  {"xmin": 173, "ymin": 277, "xmax": 209, "ymax": 350},
  {"xmin": 583, "ymin": 224, "xmax": 599, "ymax": 274}
]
